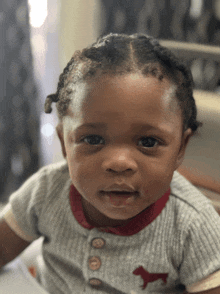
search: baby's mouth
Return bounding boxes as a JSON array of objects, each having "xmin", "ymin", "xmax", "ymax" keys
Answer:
[
  {"xmin": 103, "ymin": 191, "xmax": 138, "ymax": 196},
  {"xmin": 100, "ymin": 190, "xmax": 139, "ymax": 207}
]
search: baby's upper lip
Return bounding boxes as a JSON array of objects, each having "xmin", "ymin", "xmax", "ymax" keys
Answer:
[{"xmin": 102, "ymin": 183, "xmax": 137, "ymax": 193}]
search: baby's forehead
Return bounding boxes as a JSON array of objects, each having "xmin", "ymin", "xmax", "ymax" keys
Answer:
[
  {"xmin": 62, "ymin": 75, "xmax": 182, "ymax": 137},
  {"xmin": 162, "ymin": 84, "xmax": 179, "ymax": 112},
  {"xmin": 66, "ymin": 82, "xmax": 91, "ymax": 113},
  {"xmin": 65, "ymin": 74, "xmax": 180, "ymax": 123}
]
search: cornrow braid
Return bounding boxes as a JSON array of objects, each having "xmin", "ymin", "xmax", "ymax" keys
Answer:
[
  {"xmin": 44, "ymin": 94, "xmax": 59, "ymax": 113},
  {"xmin": 44, "ymin": 56, "xmax": 75, "ymax": 113},
  {"xmin": 45, "ymin": 33, "xmax": 202, "ymax": 134}
]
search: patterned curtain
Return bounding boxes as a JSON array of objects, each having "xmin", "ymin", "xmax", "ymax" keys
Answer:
[
  {"xmin": 100, "ymin": 0, "xmax": 220, "ymax": 91},
  {"xmin": 0, "ymin": 0, "xmax": 39, "ymax": 202}
]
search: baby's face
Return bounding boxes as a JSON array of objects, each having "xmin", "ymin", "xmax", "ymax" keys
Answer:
[{"xmin": 60, "ymin": 74, "xmax": 191, "ymax": 226}]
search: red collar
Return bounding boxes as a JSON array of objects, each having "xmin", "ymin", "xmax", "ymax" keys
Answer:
[{"xmin": 69, "ymin": 185, "xmax": 170, "ymax": 236}]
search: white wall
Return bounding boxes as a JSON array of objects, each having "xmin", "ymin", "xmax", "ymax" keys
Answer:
[
  {"xmin": 183, "ymin": 90, "xmax": 220, "ymax": 182},
  {"xmin": 30, "ymin": 0, "xmax": 101, "ymax": 165},
  {"xmin": 52, "ymin": 0, "xmax": 101, "ymax": 163}
]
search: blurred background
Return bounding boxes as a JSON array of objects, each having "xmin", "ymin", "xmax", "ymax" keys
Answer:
[{"xmin": 0, "ymin": 0, "xmax": 220, "ymax": 205}]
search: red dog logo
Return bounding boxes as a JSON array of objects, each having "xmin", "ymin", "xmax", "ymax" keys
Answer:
[{"xmin": 133, "ymin": 266, "xmax": 168, "ymax": 290}]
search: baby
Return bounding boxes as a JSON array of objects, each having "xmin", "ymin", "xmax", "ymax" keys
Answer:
[{"xmin": 1, "ymin": 33, "xmax": 220, "ymax": 294}]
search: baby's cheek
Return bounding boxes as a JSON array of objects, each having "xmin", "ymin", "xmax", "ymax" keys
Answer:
[
  {"xmin": 70, "ymin": 163, "xmax": 94, "ymax": 185},
  {"xmin": 142, "ymin": 171, "xmax": 171, "ymax": 194}
]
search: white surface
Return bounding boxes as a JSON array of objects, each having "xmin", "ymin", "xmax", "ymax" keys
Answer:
[
  {"xmin": 20, "ymin": 237, "xmax": 43, "ymax": 267},
  {"xmin": 0, "ymin": 257, "xmax": 48, "ymax": 294},
  {"xmin": 182, "ymin": 90, "xmax": 220, "ymax": 181}
]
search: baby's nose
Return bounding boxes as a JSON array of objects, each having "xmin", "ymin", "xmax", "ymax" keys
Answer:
[{"xmin": 102, "ymin": 148, "xmax": 138, "ymax": 174}]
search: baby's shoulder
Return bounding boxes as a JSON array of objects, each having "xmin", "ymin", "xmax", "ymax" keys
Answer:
[
  {"xmin": 11, "ymin": 160, "xmax": 70, "ymax": 202},
  {"xmin": 39, "ymin": 160, "xmax": 69, "ymax": 176},
  {"xmin": 170, "ymin": 171, "xmax": 215, "ymax": 218},
  {"xmin": 163, "ymin": 171, "xmax": 220, "ymax": 243},
  {"xmin": 36, "ymin": 160, "xmax": 70, "ymax": 194},
  {"xmin": 35, "ymin": 160, "xmax": 69, "ymax": 184}
]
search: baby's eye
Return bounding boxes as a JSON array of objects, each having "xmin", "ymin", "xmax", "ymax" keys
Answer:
[
  {"xmin": 82, "ymin": 135, "xmax": 105, "ymax": 145},
  {"xmin": 138, "ymin": 137, "xmax": 158, "ymax": 148}
]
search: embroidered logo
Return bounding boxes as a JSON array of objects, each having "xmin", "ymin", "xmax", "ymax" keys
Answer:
[{"xmin": 133, "ymin": 266, "xmax": 168, "ymax": 290}]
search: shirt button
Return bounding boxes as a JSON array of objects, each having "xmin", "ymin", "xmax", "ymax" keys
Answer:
[
  {"xmin": 89, "ymin": 278, "xmax": 102, "ymax": 287},
  {"xmin": 91, "ymin": 238, "xmax": 105, "ymax": 249},
  {"xmin": 88, "ymin": 256, "xmax": 101, "ymax": 270}
]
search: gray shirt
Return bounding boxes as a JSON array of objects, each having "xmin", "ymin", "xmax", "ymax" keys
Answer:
[{"xmin": 3, "ymin": 161, "xmax": 220, "ymax": 293}]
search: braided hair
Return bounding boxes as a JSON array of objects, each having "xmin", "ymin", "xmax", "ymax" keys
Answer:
[{"xmin": 45, "ymin": 33, "xmax": 202, "ymax": 134}]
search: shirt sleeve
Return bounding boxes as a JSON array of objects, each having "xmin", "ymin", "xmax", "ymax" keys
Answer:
[
  {"xmin": 179, "ymin": 202, "xmax": 220, "ymax": 290},
  {"xmin": 2, "ymin": 166, "xmax": 50, "ymax": 241},
  {"xmin": 186, "ymin": 270, "xmax": 220, "ymax": 293},
  {"xmin": 2, "ymin": 204, "xmax": 35, "ymax": 242}
]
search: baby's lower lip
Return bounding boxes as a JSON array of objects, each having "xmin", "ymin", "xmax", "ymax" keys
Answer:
[{"xmin": 101, "ymin": 191, "xmax": 139, "ymax": 207}]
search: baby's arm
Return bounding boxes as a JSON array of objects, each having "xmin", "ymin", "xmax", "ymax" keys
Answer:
[
  {"xmin": 178, "ymin": 166, "xmax": 220, "ymax": 194},
  {"xmin": 0, "ymin": 217, "xmax": 31, "ymax": 269},
  {"xmin": 184, "ymin": 286, "xmax": 220, "ymax": 293}
]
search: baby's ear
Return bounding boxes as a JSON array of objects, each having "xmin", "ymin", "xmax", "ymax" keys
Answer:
[
  {"xmin": 175, "ymin": 128, "xmax": 193, "ymax": 170},
  {"xmin": 56, "ymin": 123, "xmax": 67, "ymax": 158}
]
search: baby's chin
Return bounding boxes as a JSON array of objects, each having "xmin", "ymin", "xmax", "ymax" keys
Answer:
[
  {"xmin": 92, "ymin": 213, "xmax": 134, "ymax": 228},
  {"xmin": 97, "ymin": 203, "xmax": 145, "ymax": 224}
]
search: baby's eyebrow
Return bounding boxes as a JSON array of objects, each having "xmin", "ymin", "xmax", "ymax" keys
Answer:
[
  {"xmin": 131, "ymin": 123, "xmax": 174, "ymax": 134},
  {"xmin": 75, "ymin": 123, "xmax": 107, "ymax": 131},
  {"xmin": 75, "ymin": 122, "xmax": 173, "ymax": 136}
]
